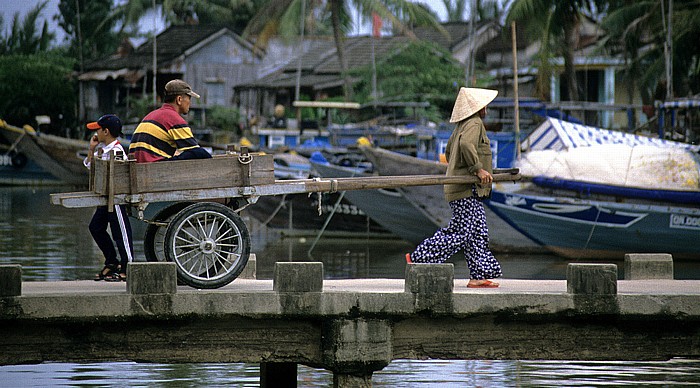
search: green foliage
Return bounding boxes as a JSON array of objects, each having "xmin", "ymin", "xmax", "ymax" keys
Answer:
[
  {"xmin": 207, "ymin": 106, "xmax": 242, "ymax": 131},
  {"xmin": 0, "ymin": 53, "xmax": 77, "ymax": 129},
  {"xmin": 128, "ymin": 95, "xmax": 156, "ymax": 122},
  {"xmin": 349, "ymin": 40, "xmax": 465, "ymax": 121},
  {"xmin": 0, "ymin": 1, "xmax": 54, "ymax": 55},
  {"xmin": 57, "ymin": 0, "xmax": 121, "ymax": 64},
  {"xmin": 601, "ymin": 0, "xmax": 700, "ymax": 99}
]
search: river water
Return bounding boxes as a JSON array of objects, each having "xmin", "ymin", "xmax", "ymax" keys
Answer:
[{"xmin": 1, "ymin": 186, "xmax": 699, "ymax": 386}]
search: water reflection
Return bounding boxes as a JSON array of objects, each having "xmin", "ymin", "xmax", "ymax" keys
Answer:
[{"xmin": 1, "ymin": 358, "xmax": 699, "ymax": 387}]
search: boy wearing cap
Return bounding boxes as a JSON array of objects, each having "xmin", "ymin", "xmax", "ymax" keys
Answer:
[
  {"xmin": 84, "ymin": 114, "xmax": 134, "ymax": 281},
  {"xmin": 405, "ymin": 87, "xmax": 503, "ymax": 288},
  {"xmin": 129, "ymin": 79, "xmax": 212, "ymax": 162}
]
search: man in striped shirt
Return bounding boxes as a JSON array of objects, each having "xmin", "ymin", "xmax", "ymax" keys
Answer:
[{"xmin": 129, "ymin": 79, "xmax": 212, "ymax": 162}]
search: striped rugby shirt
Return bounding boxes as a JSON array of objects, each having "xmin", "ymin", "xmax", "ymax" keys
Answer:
[{"xmin": 129, "ymin": 104, "xmax": 201, "ymax": 162}]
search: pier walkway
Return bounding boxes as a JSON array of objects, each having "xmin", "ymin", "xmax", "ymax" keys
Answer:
[{"xmin": 1, "ymin": 254, "xmax": 699, "ymax": 387}]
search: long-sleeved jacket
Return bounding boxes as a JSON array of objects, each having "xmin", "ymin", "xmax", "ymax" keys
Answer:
[{"xmin": 443, "ymin": 114, "xmax": 493, "ymax": 201}]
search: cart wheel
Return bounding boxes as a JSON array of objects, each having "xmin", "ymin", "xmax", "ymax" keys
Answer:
[
  {"xmin": 144, "ymin": 223, "xmax": 167, "ymax": 262},
  {"xmin": 144, "ymin": 202, "xmax": 192, "ymax": 262},
  {"xmin": 163, "ymin": 202, "xmax": 250, "ymax": 289}
]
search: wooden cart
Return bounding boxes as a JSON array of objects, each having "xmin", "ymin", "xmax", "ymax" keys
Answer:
[{"xmin": 51, "ymin": 149, "xmax": 520, "ymax": 289}]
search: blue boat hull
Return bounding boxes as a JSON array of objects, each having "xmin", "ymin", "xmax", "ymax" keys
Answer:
[{"xmin": 487, "ymin": 190, "xmax": 700, "ymax": 259}]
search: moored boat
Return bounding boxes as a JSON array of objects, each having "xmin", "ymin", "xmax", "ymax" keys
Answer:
[
  {"xmin": 310, "ymin": 158, "xmax": 437, "ymax": 245},
  {"xmin": 487, "ymin": 186, "xmax": 700, "ymax": 259},
  {"xmin": 242, "ymin": 151, "xmax": 392, "ymax": 238},
  {"xmin": 487, "ymin": 117, "xmax": 700, "ymax": 259},
  {"xmin": 0, "ymin": 120, "xmax": 90, "ymax": 185}
]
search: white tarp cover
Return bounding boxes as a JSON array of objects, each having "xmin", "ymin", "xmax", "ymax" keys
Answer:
[
  {"xmin": 517, "ymin": 144, "xmax": 700, "ymax": 190},
  {"xmin": 523, "ymin": 117, "xmax": 700, "ymax": 152}
]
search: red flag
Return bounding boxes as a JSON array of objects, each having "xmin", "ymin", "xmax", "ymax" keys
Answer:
[{"xmin": 372, "ymin": 12, "xmax": 382, "ymax": 38}]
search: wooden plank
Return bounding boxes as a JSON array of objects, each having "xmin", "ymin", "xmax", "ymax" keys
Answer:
[
  {"xmin": 292, "ymin": 101, "xmax": 361, "ymax": 109},
  {"xmin": 107, "ymin": 152, "xmax": 114, "ymax": 212},
  {"xmin": 54, "ymin": 172, "xmax": 520, "ymax": 209},
  {"xmin": 302, "ymin": 172, "xmax": 521, "ymax": 192},
  {"xmin": 130, "ymin": 153, "xmax": 273, "ymax": 193},
  {"xmin": 91, "ymin": 153, "xmax": 274, "ymax": 195}
]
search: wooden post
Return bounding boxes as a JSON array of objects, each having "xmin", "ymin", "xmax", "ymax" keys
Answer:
[
  {"xmin": 107, "ymin": 151, "xmax": 115, "ymax": 212},
  {"xmin": 511, "ymin": 20, "xmax": 521, "ymax": 160}
]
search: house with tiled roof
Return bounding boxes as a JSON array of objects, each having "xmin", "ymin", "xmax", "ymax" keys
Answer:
[
  {"xmin": 78, "ymin": 25, "xmax": 262, "ymax": 124},
  {"xmin": 234, "ymin": 21, "xmax": 506, "ymax": 124},
  {"xmin": 413, "ymin": 21, "xmax": 500, "ymax": 66},
  {"xmin": 235, "ymin": 35, "xmax": 418, "ymax": 122}
]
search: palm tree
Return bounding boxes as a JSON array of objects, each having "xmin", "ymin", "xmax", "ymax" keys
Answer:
[
  {"xmin": 443, "ymin": 0, "xmax": 467, "ymax": 22},
  {"xmin": 244, "ymin": 0, "xmax": 444, "ymax": 101},
  {"xmin": 113, "ymin": 0, "xmax": 259, "ymax": 30},
  {"xmin": 506, "ymin": 0, "xmax": 608, "ymax": 101},
  {"xmin": 601, "ymin": 0, "xmax": 700, "ymax": 102},
  {"xmin": 0, "ymin": 1, "xmax": 54, "ymax": 55}
]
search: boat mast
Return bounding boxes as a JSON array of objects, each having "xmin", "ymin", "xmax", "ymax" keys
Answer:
[
  {"xmin": 661, "ymin": 0, "xmax": 673, "ymax": 100},
  {"xmin": 295, "ymin": 0, "xmax": 307, "ymax": 130},
  {"xmin": 511, "ymin": 21, "xmax": 520, "ymax": 160},
  {"xmin": 152, "ymin": 0, "xmax": 157, "ymax": 107}
]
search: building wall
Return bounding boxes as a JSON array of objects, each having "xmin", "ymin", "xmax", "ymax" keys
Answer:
[{"xmin": 182, "ymin": 33, "xmax": 260, "ymax": 108}]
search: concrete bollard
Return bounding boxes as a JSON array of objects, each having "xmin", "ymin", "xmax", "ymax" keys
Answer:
[
  {"xmin": 567, "ymin": 263, "xmax": 617, "ymax": 295},
  {"xmin": 127, "ymin": 262, "xmax": 177, "ymax": 295},
  {"xmin": 0, "ymin": 265, "xmax": 22, "ymax": 297},
  {"xmin": 624, "ymin": 253, "xmax": 673, "ymax": 280},
  {"xmin": 404, "ymin": 264, "xmax": 454, "ymax": 312},
  {"xmin": 239, "ymin": 253, "xmax": 257, "ymax": 279},
  {"xmin": 404, "ymin": 264, "xmax": 454, "ymax": 294},
  {"xmin": 273, "ymin": 262, "xmax": 323, "ymax": 292}
]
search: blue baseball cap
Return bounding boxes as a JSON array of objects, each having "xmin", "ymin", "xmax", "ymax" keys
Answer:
[{"xmin": 87, "ymin": 114, "xmax": 122, "ymax": 137}]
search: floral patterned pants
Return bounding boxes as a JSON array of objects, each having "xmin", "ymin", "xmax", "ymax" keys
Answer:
[{"xmin": 410, "ymin": 196, "xmax": 502, "ymax": 280}]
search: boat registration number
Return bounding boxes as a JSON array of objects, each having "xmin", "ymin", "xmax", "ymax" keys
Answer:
[{"xmin": 669, "ymin": 214, "xmax": 700, "ymax": 230}]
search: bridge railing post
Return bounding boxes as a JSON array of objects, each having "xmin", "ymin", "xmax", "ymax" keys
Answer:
[
  {"xmin": 127, "ymin": 262, "xmax": 177, "ymax": 295},
  {"xmin": 273, "ymin": 262, "xmax": 323, "ymax": 292},
  {"xmin": 239, "ymin": 253, "xmax": 257, "ymax": 279},
  {"xmin": 567, "ymin": 263, "xmax": 618, "ymax": 314},
  {"xmin": 0, "ymin": 264, "xmax": 21, "ymax": 297},
  {"xmin": 624, "ymin": 253, "xmax": 673, "ymax": 280},
  {"xmin": 567, "ymin": 263, "xmax": 618, "ymax": 295},
  {"xmin": 404, "ymin": 263, "xmax": 454, "ymax": 312}
]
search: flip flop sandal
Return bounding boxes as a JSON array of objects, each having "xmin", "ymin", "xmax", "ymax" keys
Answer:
[
  {"xmin": 104, "ymin": 272, "xmax": 126, "ymax": 282},
  {"xmin": 467, "ymin": 279, "xmax": 499, "ymax": 288},
  {"xmin": 94, "ymin": 264, "xmax": 118, "ymax": 281}
]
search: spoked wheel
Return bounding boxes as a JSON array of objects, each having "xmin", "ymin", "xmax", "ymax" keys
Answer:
[{"xmin": 163, "ymin": 202, "xmax": 250, "ymax": 289}]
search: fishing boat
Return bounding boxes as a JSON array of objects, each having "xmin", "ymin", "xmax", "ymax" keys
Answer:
[
  {"xmin": 242, "ymin": 151, "xmax": 392, "ymax": 238},
  {"xmin": 487, "ymin": 183, "xmax": 700, "ymax": 259},
  {"xmin": 0, "ymin": 141, "xmax": 61, "ymax": 185},
  {"xmin": 309, "ymin": 155, "xmax": 437, "ymax": 245},
  {"xmin": 486, "ymin": 117, "xmax": 700, "ymax": 259},
  {"xmin": 0, "ymin": 120, "xmax": 90, "ymax": 185}
]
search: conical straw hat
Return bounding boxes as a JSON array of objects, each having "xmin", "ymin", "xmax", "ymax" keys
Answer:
[{"xmin": 449, "ymin": 87, "xmax": 498, "ymax": 123}]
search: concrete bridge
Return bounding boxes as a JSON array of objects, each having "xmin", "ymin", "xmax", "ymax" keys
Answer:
[{"xmin": 1, "ymin": 254, "xmax": 699, "ymax": 387}]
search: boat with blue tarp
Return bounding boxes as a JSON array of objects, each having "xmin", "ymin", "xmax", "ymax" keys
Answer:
[{"xmin": 486, "ymin": 117, "xmax": 700, "ymax": 259}]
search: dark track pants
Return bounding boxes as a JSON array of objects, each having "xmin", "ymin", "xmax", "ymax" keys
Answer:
[{"xmin": 89, "ymin": 205, "xmax": 134, "ymax": 268}]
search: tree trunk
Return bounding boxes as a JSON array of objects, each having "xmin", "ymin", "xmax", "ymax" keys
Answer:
[
  {"xmin": 563, "ymin": 20, "xmax": 579, "ymax": 101},
  {"xmin": 330, "ymin": 0, "xmax": 353, "ymax": 101}
]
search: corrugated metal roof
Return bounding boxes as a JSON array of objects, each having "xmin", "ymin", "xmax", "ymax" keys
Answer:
[{"xmin": 84, "ymin": 25, "xmax": 256, "ymax": 71}]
